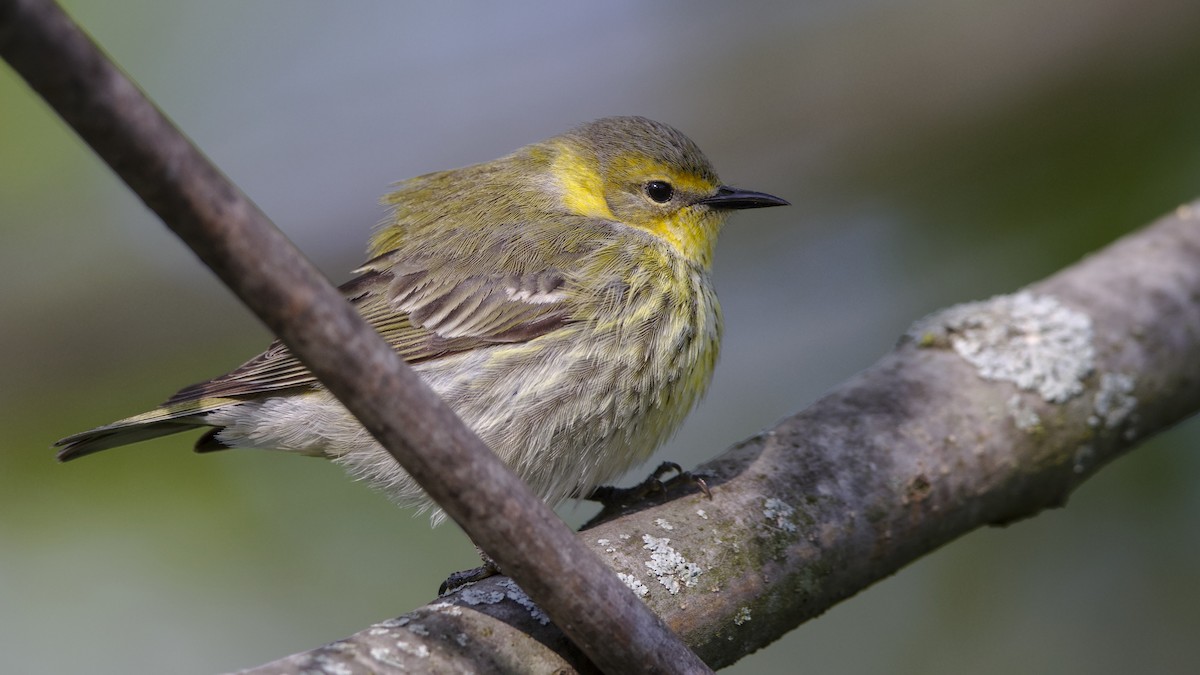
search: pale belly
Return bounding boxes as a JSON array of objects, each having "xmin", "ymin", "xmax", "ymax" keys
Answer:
[{"xmin": 206, "ymin": 317, "xmax": 719, "ymax": 518}]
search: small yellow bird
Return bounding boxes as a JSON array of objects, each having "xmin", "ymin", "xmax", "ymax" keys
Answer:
[{"xmin": 55, "ymin": 116, "xmax": 787, "ymax": 521}]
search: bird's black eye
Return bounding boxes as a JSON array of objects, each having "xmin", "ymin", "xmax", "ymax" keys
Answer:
[{"xmin": 644, "ymin": 180, "xmax": 674, "ymax": 203}]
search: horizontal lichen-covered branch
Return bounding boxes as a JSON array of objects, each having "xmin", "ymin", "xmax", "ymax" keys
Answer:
[{"xmin": 240, "ymin": 202, "xmax": 1200, "ymax": 673}]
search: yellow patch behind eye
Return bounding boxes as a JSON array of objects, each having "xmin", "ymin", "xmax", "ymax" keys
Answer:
[{"xmin": 552, "ymin": 143, "xmax": 616, "ymax": 220}]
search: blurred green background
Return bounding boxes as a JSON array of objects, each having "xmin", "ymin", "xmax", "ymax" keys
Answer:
[{"xmin": 3, "ymin": 1, "xmax": 1199, "ymax": 672}]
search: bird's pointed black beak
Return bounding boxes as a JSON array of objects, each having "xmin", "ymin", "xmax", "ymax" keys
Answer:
[{"xmin": 698, "ymin": 185, "xmax": 789, "ymax": 210}]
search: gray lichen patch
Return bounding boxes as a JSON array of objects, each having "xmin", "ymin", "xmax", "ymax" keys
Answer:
[
  {"xmin": 1091, "ymin": 372, "xmax": 1137, "ymax": 430},
  {"xmin": 1006, "ymin": 394, "xmax": 1042, "ymax": 433},
  {"xmin": 642, "ymin": 534, "xmax": 702, "ymax": 594},
  {"xmin": 459, "ymin": 587, "xmax": 505, "ymax": 606},
  {"xmin": 762, "ymin": 497, "xmax": 797, "ymax": 533},
  {"xmin": 617, "ymin": 572, "xmax": 650, "ymax": 597},
  {"xmin": 497, "ymin": 579, "xmax": 550, "ymax": 625},
  {"xmin": 908, "ymin": 291, "xmax": 1094, "ymax": 403}
]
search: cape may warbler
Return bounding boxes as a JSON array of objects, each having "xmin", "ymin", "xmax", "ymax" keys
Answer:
[{"xmin": 55, "ymin": 116, "xmax": 788, "ymax": 518}]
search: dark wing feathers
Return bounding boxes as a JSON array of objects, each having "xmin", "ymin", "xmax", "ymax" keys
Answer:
[{"xmin": 164, "ymin": 264, "xmax": 569, "ymax": 406}]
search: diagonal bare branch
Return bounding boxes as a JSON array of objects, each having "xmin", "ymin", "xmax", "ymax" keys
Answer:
[{"xmin": 0, "ymin": 0, "xmax": 710, "ymax": 672}]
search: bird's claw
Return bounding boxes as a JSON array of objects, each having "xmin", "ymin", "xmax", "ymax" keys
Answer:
[{"xmin": 585, "ymin": 461, "xmax": 712, "ymax": 510}]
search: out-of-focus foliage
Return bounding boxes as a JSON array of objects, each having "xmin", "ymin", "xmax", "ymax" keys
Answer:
[{"xmin": 2, "ymin": 1, "xmax": 1198, "ymax": 673}]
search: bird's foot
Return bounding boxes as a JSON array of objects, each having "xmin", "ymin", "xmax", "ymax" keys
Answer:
[
  {"xmin": 585, "ymin": 461, "xmax": 711, "ymax": 510},
  {"xmin": 438, "ymin": 548, "xmax": 501, "ymax": 595}
]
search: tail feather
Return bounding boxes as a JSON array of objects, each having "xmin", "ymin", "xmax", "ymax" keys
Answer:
[
  {"xmin": 55, "ymin": 419, "xmax": 207, "ymax": 461},
  {"xmin": 53, "ymin": 398, "xmax": 238, "ymax": 461}
]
